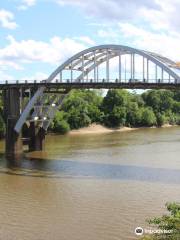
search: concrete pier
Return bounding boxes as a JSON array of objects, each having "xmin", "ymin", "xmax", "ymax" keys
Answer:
[
  {"xmin": 3, "ymin": 88, "xmax": 46, "ymax": 156},
  {"xmin": 3, "ymin": 89, "xmax": 23, "ymax": 157},
  {"xmin": 28, "ymin": 122, "xmax": 45, "ymax": 151}
]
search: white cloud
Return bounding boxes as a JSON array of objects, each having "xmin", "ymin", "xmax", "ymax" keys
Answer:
[
  {"xmin": 56, "ymin": 0, "xmax": 180, "ymax": 33},
  {"xmin": 56, "ymin": 0, "xmax": 160, "ymax": 22},
  {"xmin": 21, "ymin": 72, "xmax": 48, "ymax": 81},
  {"xmin": 0, "ymin": 70, "xmax": 14, "ymax": 81},
  {"xmin": 97, "ymin": 29, "xmax": 119, "ymax": 40},
  {"xmin": 0, "ymin": 9, "xmax": 18, "ymax": 29},
  {"xmin": 137, "ymin": 0, "xmax": 180, "ymax": 31},
  {"xmin": 23, "ymin": 0, "xmax": 36, "ymax": 6},
  {"xmin": 0, "ymin": 60, "xmax": 23, "ymax": 70},
  {"xmin": 16, "ymin": 0, "xmax": 180, "ymax": 33},
  {"xmin": 74, "ymin": 36, "xmax": 95, "ymax": 45},
  {"xmin": 118, "ymin": 23, "xmax": 180, "ymax": 61},
  {"xmin": 0, "ymin": 35, "xmax": 95, "ymax": 81},
  {"xmin": 0, "ymin": 35, "xmax": 88, "ymax": 66},
  {"xmin": 95, "ymin": 20, "xmax": 180, "ymax": 62},
  {"xmin": 18, "ymin": 0, "xmax": 36, "ymax": 10}
]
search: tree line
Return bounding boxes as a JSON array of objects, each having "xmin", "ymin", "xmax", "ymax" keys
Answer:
[
  {"xmin": 50, "ymin": 89, "xmax": 180, "ymax": 134},
  {"xmin": 0, "ymin": 89, "xmax": 180, "ymax": 137}
]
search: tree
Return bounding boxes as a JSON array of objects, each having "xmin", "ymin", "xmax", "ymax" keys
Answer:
[
  {"xmin": 140, "ymin": 108, "xmax": 157, "ymax": 127},
  {"xmin": 141, "ymin": 202, "xmax": 180, "ymax": 240},
  {"xmin": 142, "ymin": 90, "xmax": 174, "ymax": 113},
  {"xmin": 165, "ymin": 111, "xmax": 177, "ymax": 125},
  {"xmin": 87, "ymin": 104, "xmax": 104, "ymax": 123},
  {"xmin": 62, "ymin": 90, "xmax": 102, "ymax": 129},
  {"xmin": 160, "ymin": 91, "xmax": 174, "ymax": 112},
  {"xmin": 173, "ymin": 101, "xmax": 180, "ymax": 114},
  {"xmin": 173, "ymin": 90, "xmax": 180, "ymax": 101},
  {"xmin": 53, "ymin": 112, "xmax": 70, "ymax": 134},
  {"xmin": 101, "ymin": 89, "xmax": 132, "ymax": 114},
  {"xmin": 104, "ymin": 106, "xmax": 127, "ymax": 127},
  {"xmin": 67, "ymin": 108, "xmax": 91, "ymax": 129},
  {"xmin": 142, "ymin": 90, "xmax": 161, "ymax": 112},
  {"xmin": 155, "ymin": 112, "xmax": 166, "ymax": 127},
  {"xmin": 126, "ymin": 102, "xmax": 142, "ymax": 127}
]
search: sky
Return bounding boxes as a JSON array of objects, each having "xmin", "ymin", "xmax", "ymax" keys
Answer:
[{"xmin": 0, "ymin": 0, "xmax": 180, "ymax": 81}]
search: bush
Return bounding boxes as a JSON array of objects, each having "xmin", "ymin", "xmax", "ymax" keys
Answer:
[
  {"xmin": 140, "ymin": 108, "xmax": 157, "ymax": 127},
  {"xmin": 126, "ymin": 102, "xmax": 142, "ymax": 127},
  {"xmin": 53, "ymin": 120, "xmax": 70, "ymax": 134},
  {"xmin": 67, "ymin": 109, "xmax": 91, "ymax": 129},
  {"xmin": 53, "ymin": 112, "xmax": 70, "ymax": 134},
  {"xmin": 141, "ymin": 202, "xmax": 180, "ymax": 240},
  {"xmin": 103, "ymin": 106, "xmax": 126, "ymax": 127},
  {"xmin": 155, "ymin": 113, "xmax": 166, "ymax": 127}
]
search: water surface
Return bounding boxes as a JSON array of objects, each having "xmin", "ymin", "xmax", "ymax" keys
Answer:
[{"xmin": 0, "ymin": 127, "xmax": 179, "ymax": 239}]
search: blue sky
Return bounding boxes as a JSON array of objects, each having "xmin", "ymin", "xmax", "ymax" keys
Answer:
[{"xmin": 0, "ymin": 0, "xmax": 180, "ymax": 81}]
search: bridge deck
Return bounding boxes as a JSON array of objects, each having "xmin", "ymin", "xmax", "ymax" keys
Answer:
[{"xmin": 0, "ymin": 82, "xmax": 180, "ymax": 90}]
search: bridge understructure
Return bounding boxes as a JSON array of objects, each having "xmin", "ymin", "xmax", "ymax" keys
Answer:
[{"xmin": 2, "ymin": 45, "xmax": 180, "ymax": 157}]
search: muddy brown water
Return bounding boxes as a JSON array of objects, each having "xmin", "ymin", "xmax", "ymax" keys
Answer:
[{"xmin": 0, "ymin": 127, "xmax": 179, "ymax": 240}]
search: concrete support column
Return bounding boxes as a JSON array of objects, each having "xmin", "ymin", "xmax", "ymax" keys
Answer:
[
  {"xmin": 6, "ymin": 117, "xmax": 22, "ymax": 156},
  {"xmin": 4, "ymin": 89, "xmax": 23, "ymax": 157},
  {"xmin": 28, "ymin": 122, "xmax": 45, "ymax": 151}
]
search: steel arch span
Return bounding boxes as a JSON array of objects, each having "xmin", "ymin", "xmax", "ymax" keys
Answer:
[{"xmin": 14, "ymin": 44, "xmax": 180, "ymax": 133}]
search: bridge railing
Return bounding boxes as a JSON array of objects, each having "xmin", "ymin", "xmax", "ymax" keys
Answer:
[{"xmin": 0, "ymin": 78, "xmax": 179, "ymax": 85}]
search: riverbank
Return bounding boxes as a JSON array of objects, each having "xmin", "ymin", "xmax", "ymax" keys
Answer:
[
  {"xmin": 69, "ymin": 124, "xmax": 136, "ymax": 135},
  {"xmin": 68, "ymin": 123, "xmax": 177, "ymax": 135}
]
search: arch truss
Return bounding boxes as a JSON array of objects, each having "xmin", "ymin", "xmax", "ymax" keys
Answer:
[{"xmin": 14, "ymin": 45, "xmax": 180, "ymax": 133}]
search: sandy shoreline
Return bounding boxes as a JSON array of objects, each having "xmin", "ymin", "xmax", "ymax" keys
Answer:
[
  {"xmin": 68, "ymin": 123, "xmax": 177, "ymax": 135},
  {"xmin": 69, "ymin": 124, "xmax": 137, "ymax": 135}
]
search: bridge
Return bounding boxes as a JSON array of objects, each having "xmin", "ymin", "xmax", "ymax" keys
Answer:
[{"xmin": 1, "ymin": 44, "xmax": 180, "ymax": 157}]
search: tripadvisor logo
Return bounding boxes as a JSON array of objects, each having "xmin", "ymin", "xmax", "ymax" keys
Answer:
[{"xmin": 135, "ymin": 227, "xmax": 144, "ymax": 236}]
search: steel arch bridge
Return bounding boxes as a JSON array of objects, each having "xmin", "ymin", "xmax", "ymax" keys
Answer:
[{"xmin": 11, "ymin": 44, "xmax": 180, "ymax": 134}]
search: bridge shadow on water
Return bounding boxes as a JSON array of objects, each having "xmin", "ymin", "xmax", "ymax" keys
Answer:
[{"xmin": 0, "ymin": 153, "xmax": 179, "ymax": 185}]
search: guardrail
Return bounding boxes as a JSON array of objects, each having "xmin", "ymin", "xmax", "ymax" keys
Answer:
[{"xmin": 0, "ymin": 78, "xmax": 179, "ymax": 85}]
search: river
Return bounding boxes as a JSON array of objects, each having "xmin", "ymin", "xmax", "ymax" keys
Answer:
[{"xmin": 0, "ymin": 127, "xmax": 179, "ymax": 240}]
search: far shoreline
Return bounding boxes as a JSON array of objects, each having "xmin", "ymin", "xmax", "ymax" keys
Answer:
[{"xmin": 67, "ymin": 123, "xmax": 178, "ymax": 135}]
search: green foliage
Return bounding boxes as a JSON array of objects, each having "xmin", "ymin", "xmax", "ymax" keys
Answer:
[
  {"xmin": 104, "ymin": 106, "xmax": 127, "ymax": 127},
  {"xmin": 61, "ymin": 90, "xmax": 93, "ymax": 129},
  {"xmin": 87, "ymin": 104, "xmax": 104, "ymax": 123},
  {"xmin": 1, "ymin": 89, "xmax": 179, "ymax": 136},
  {"xmin": 140, "ymin": 108, "xmax": 157, "ymax": 127},
  {"xmin": 141, "ymin": 202, "xmax": 180, "ymax": 240},
  {"xmin": 173, "ymin": 90, "xmax": 180, "ymax": 101},
  {"xmin": 142, "ymin": 90, "xmax": 174, "ymax": 112},
  {"xmin": 102, "ymin": 89, "xmax": 132, "ymax": 113},
  {"xmin": 101, "ymin": 90, "xmax": 133, "ymax": 127},
  {"xmin": 66, "ymin": 108, "xmax": 91, "ymax": 129},
  {"xmin": 126, "ymin": 102, "xmax": 142, "ymax": 127},
  {"xmin": 50, "ymin": 89, "xmax": 179, "ymax": 133},
  {"xmin": 173, "ymin": 101, "xmax": 180, "ymax": 114},
  {"xmin": 155, "ymin": 112, "xmax": 166, "ymax": 127},
  {"xmin": 165, "ymin": 110, "xmax": 179, "ymax": 125},
  {"xmin": 53, "ymin": 112, "xmax": 70, "ymax": 134}
]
